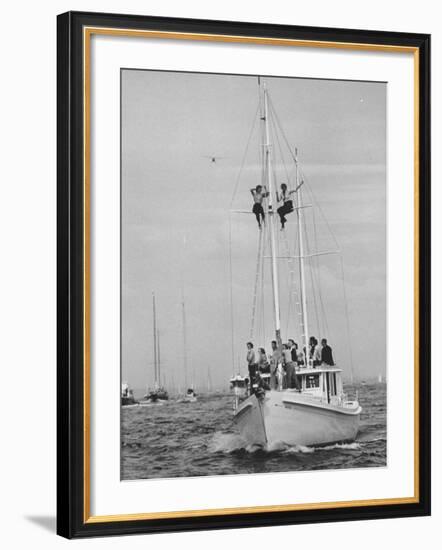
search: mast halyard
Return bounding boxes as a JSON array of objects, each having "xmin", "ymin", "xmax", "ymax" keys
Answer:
[
  {"xmin": 152, "ymin": 291, "xmax": 158, "ymax": 389},
  {"xmin": 295, "ymin": 150, "xmax": 310, "ymax": 365},
  {"xmin": 263, "ymin": 84, "xmax": 282, "ymax": 347}
]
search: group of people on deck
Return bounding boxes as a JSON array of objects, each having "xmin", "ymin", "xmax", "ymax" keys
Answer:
[
  {"xmin": 246, "ymin": 337, "xmax": 334, "ymax": 395},
  {"xmin": 250, "ymin": 182, "xmax": 296, "ymax": 230}
]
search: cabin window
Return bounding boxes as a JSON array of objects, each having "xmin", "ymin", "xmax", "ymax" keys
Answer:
[
  {"xmin": 330, "ymin": 373, "xmax": 337, "ymax": 396},
  {"xmin": 305, "ymin": 374, "xmax": 320, "ymax": 389}
]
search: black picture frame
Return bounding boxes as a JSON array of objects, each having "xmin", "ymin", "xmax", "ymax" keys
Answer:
[{"xmin": 57, "ymin": 10, "xmax": 431, "ymax": 539}]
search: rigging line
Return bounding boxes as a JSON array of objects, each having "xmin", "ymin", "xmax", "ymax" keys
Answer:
[
  {"xmin": 283, "ymin": 229, "xmax": 296, "ymax": 339},
  {"xmin": 229, "ymin": 101, "xmax": 261, "ymax": 209},
  {"xmin": 285, "ymin": 236, "xmax": 292, "ymax": 337},
  {"xmin": 268, "ymin": 95, "xmax": 298, "ymax": 163},
  {"xmin": 302, "ymin": 210, "xmax": 321, "ymax": 339},
  {"xmin": 300, "ymin": 171, "xmax": 354, "ymax": 380},
  {"xmin": 259, "ymin": 223, "xmax": 267, "ymax": 346},
  {"xmin": 263, "ymin": 212, "xmax": 274, "ymax": 345},
  {"xmin": 290, "ymin": 212, "xmax": 303, "ymax": 343},
  {"xmin": 228, "ymin": 212, "xmax": 236, "ymax": 373},
  {"xmin": 282, "ymin": 227, "xmax": 293, "ymax": 337},
  {"xmin": 296, "ymin": 215, "xmax": 305, "ymax": 344},
  {"xmin": 308, "ymin": 184, "xmax": 328, "ymax": 338},
  {"xmin": 281, "ymin": 216, "xmax": 303, "ymax": 344},
  {"xmin": 300, "ymin": 169, "xmax": 341, "ymax": 251},
  {"xmin": 269, "ymin": 107, "xmax": 292, "ymax": 214},
  {"xmin": 250, "ymin": 226, "xmax": 264, "ymax": 341},
  {"xmin": 269, "ymin": 100, "xmax": 292, "ymax": 187},
  {"xmin": 339, "ymin": 254, "xmax": 356, "ymax": 385}
]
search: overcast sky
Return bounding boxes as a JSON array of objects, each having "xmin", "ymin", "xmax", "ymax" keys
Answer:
[{"xmin": 121, "ymin": 69, "xmax": 386, "ymax": 392}]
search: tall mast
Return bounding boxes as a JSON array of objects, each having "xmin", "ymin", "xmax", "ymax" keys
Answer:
[
  {"xmin": 263, "ymin": 84, "xmax": 282, "ymax": 346},
  {"xmin": 152, "ymin": 292, "xmax": 158, "ymax": 388},
  {"xmin": 157, "ymin": 328, "xmax": 161, "ymax": 387},
  {"xmin": 182, "ymin": 298, "xmax": 188, "ymax": 389},
  {"xmin": 295, "ymin": 150, "xmax": 310, "ymax": 364}
]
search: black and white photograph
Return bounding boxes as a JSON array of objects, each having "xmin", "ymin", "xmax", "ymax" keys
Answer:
[{"xmin": 120, "ymin": 69, "xmax": 387, "ymax": 481}]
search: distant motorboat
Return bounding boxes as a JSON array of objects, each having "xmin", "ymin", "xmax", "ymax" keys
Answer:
[
  {"xmin": 121, "ymin": 382, "xmax": 138, "ymax": 406},
  {"xmin": 230, "ymin": 374, "xmax": 248, "ymax": 396},
  {"xmin": 182, "ymin": 388, "xmax": 197, "ymax": 403},
  {"xmin": 145, "ymin": 388, "xmax": 169, "ymax": 402}
]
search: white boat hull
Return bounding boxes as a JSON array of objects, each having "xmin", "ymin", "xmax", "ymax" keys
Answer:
[{"xmin": 233, "ymin": 390, "xmax": 361, "ymax": 447}]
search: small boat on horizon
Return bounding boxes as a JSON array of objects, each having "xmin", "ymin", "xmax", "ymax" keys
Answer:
[
  {"xmin": 121, "ymin": 382, "xmax": 138, "ymax": 406},
  {"xmin": 181, "ymin": 388, "xmax": 198, "ymax": 403}
]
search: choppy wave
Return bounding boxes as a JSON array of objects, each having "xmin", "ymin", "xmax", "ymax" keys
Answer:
[{"xmin": 121, "ymin": 383, "xmax": 386, "ymax": 480}]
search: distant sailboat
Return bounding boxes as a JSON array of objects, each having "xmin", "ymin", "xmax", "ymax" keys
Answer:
[
  {"xmin": 145, "ymin": 292, "xmax": 168, "ymax": 402},
  {"xmin": 231, "ymin": 80, "xmax": 361, "ymax": 447},
  {"xmin": 207, "ymin": 366, "xmax": 212, "ymax": 394},
  {"xmin": 181, "ymin": 296, "xmax": 197, "ymax": 403}
]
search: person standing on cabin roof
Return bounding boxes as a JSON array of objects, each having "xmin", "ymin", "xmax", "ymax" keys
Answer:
[
  {"xmin": 258, "ymin": 348, "xmax": 270, "ymax": 390},
  {"xmin": 250, "ymin": 185, "xmax": 269, "ymax": 229},
  {"xmin": 258, "ymin": 348, "xmax": 270, "ymax": 373},
  {"xmin": 288, "ymin": 339, "xmax": 298, "ymax": 363},
  {"xmin": 276, "ymin": 183, "xmax": 295, "ymax": 230},
  {"xmin": 321, "ymin": 338, "xmax": 335, "ymax": 366},
  {"xmin": 283, "ymin": 342, "xmax": 300, "ymax": 390},
  {"xmin": 269, "ymin": 340, "xmax": 280, "ymax": 390},
  {"xmin": 309, "ymin": 336, "xmax": 322, "ymax": 367}
]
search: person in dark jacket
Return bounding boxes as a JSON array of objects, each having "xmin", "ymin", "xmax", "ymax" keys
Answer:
[
  {"xmin": 276, "ymin": 183, "xmax": 295, "ymax": 229},
  {"xmin": 288, "ymin": 339, "xmax": 297, "ymax": 361},
  {"xmin": 321, "ymin": 338, "xmax": 335, "ymax": 366}
]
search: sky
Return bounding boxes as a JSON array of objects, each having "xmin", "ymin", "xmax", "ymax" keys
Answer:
[{"xmin": 121, "ymin": 69, "xmax": 386, "ymax": 392}]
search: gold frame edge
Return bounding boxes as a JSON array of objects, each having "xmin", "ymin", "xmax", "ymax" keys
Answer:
[{"xmin": 82, "ymin": 26, "xmax": 421, "ymax": 524}]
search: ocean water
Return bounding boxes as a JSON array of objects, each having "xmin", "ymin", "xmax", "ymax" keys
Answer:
[{"xmin": 121, "ymin": 382, "xmax": 386, "ymax": 480}]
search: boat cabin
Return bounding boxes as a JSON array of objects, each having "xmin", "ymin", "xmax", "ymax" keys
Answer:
[
  {"xmin": 296, "ymin": 366, "xmax": 344, "ymax": 405},
  {"xmin": 230, "ymin": 374, "xmax": 247, "ymax": 388},
  {"xmin": 230, "ymin": 374, "xmax": 249, "ymax": 397}
]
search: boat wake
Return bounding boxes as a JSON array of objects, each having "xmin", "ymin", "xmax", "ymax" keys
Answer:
[
  {"xmin": 210, "ymin": 433, "xmax": 367, "ymax": 455},
  {"xmin": 209, "ymin": 433, "xmax": 250, "ymax": 453}
]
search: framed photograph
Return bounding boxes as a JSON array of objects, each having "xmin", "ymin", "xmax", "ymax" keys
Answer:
[{"xmin": 57, "ymin": 11, "xmax": 431, "ymax": 538}]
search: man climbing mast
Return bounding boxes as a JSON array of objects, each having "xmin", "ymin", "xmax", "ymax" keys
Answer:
[
  {"xmin": 276, "ymin": 183, "xmax": 295, "ymax": 229},
  {"xmin": 250, "ymin": 185, "xmax": 269, "ymax": 229}
]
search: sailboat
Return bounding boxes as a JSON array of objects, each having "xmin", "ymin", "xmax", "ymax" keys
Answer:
[
  {"xmin": 179, "ymin": 296, "xmax": 197, "ymax": 403},
  {"xmin": 206, "ymin": 366, "xmax": 213, "ymax": 395},
  {"xmin": 145, "ymin": 292, "xmax": 169, "ymax": 402},
  {"xmin": 231, "ymin": 81, "xmax": 361, "ymax": 448}
]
